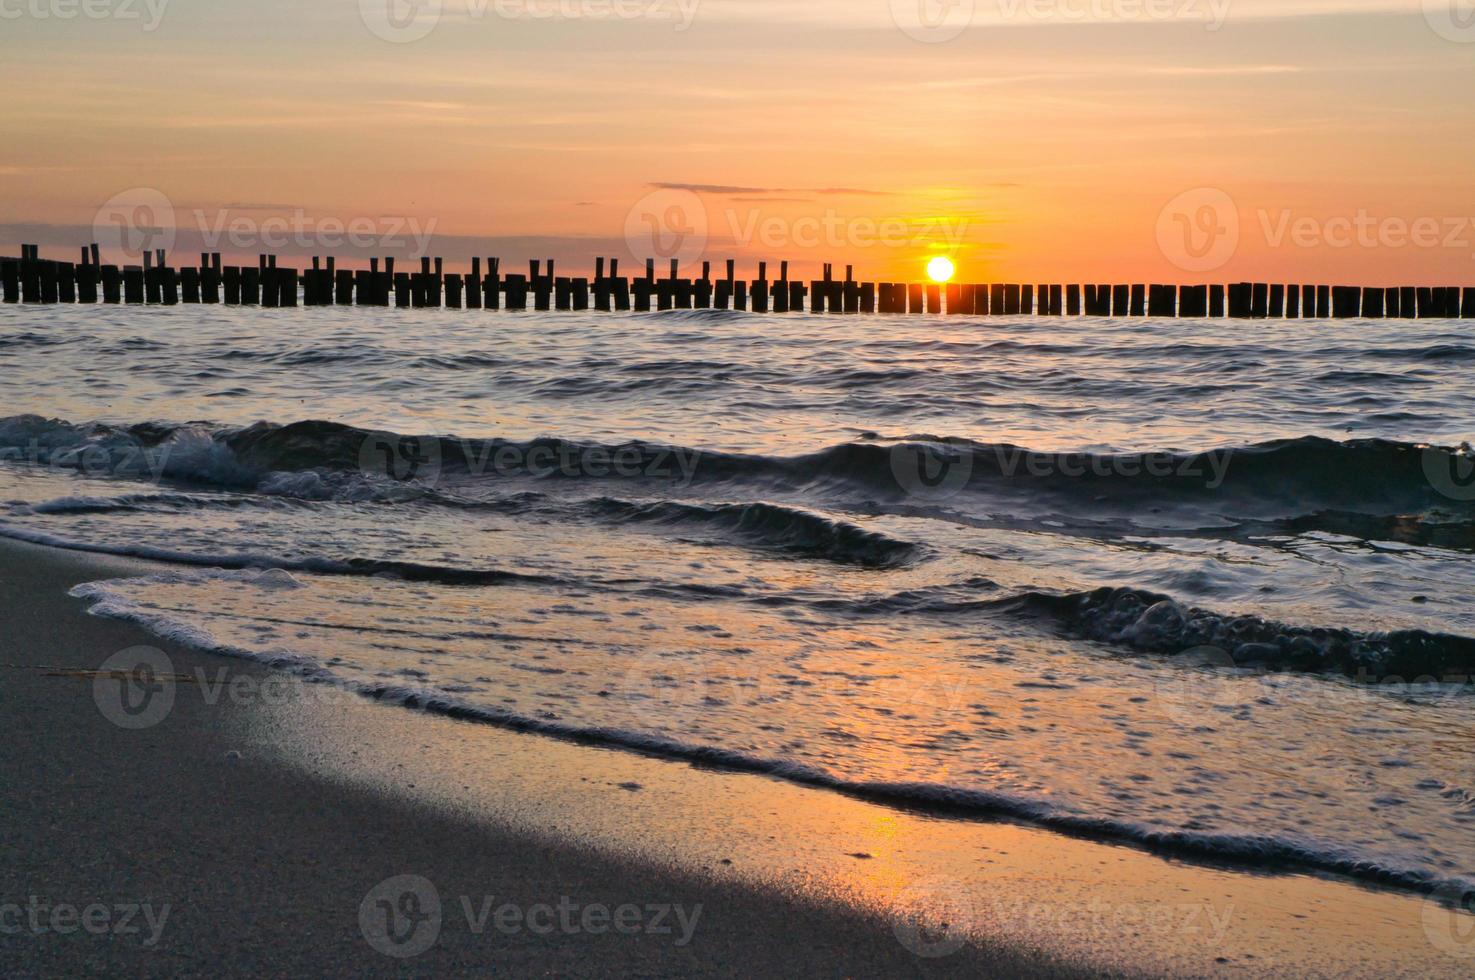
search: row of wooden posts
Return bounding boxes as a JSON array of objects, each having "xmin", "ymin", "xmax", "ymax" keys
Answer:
[{"xmin": 3, "ymin": 246, "xmax": 1474, "ymax": 318}]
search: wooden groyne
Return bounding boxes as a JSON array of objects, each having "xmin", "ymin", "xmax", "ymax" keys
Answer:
[{"xmin": 2, "ymin": 246, "xmax": 1473, "ymax": 318}]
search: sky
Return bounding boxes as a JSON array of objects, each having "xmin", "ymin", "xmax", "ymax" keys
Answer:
[{"xmin": 2, "ymin": 0, "xmax": 1473, "ymax": 282}]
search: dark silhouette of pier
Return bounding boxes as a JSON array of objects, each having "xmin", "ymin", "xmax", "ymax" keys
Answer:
[{"xmin": 3, "ymin": 246, "xmax": 1472, "ymax": 318}]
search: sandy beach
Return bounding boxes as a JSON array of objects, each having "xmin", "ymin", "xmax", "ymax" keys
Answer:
[{"xmin": 0, "ymin": 534, "xmax": 1466, "ymax": 977}]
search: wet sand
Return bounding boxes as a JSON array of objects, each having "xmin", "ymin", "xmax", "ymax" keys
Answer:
[{"xmin": 0, "ymin": 536, "xmax": 1467, "ymax": 977}]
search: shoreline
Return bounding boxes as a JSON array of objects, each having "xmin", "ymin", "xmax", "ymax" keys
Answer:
[{"xmin": 1, "ymin": 535, "xmax": 1469, "ymax": 977}]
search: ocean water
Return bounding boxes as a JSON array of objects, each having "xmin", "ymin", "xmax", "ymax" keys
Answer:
[{"xmin": 3, "ymin": 305, "xmax": 1475, "ymax": 894}]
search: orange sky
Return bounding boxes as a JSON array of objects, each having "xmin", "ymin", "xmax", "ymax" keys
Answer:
[{"xmin": 3, "ymin": 0, "xmax": 1474, "ymax": 283}]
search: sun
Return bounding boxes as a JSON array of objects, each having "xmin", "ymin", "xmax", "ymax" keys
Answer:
[{"xmin": 926, "ymin": 256, "xmax": 955, "ymax": 283}]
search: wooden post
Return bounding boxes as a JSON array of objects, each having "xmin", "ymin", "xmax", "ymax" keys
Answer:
[
  {"xmin": 694, "ymin": 261, "xmax": 711, "ymax": 308},
  {"xmin": 1268, "ymin": 284, "xmax": 1285, "ymax": 318},
  {"xmin": 335, "ymin": 269, "xmax": 354, "ymax": 305},
  {"xmin": 1147, "ymin": 284, "xmax": 1172, "ymax": 317},
  {"xmin": 1361, "ymin": 287, "xmax": 1385, "ymax": 318},
  {"xmin": 260, "ymin": 266, "xmax": 279, "ymax": 308},
  {"xmin": 572, "ymin": 277, "xmax": 589, "ymax": 311},
  {"xmin": 611, "ymin": 259, "xmax": 630, "ymax": 311},
  {"xmin": 1251, "ymin": 283, "xmax": 1269, "ymax": 319},
  {"xmin": 860, "ymin": 282, "xmax": 875, "ymax": 314},
  {"xmin": 1066, "ymin": 284, "xmax": 1081, "ymax": 316},
  {"xmin": 946, "ymin": 283, "xmax": 964, "ymax": 315},
  {"xmin": 485, "ymin": 257, "xmax": 502, "ymax": 310},
  {"xmin": 1397, "ymin": 286, "xmax": 1415, "ymax": 319},
  {"xmin": 1228, "ymin": 282, "xmax": 1251, "ymax": 318},
  {"xmin": 1463, "ymin": 287, "xmax": 1475, "ymax": 318},
  {"xmin": 1020, "ymin": 284, "xmax": 1035, "ymax": 316},
  {"xmin": 1209, "ymin": 284, "xmax": 1225, "ymax": 317},
  {"xmin": 1179, "ymin": 285, "xmax": 1208, "ymax": 318},
  {"xmin": 555, "ymin": 276, "xmax": 572, "ymax": 311},
  {"xmin": 124, "ymin": 266, "xmax": 145, "ymax": 304},
  {"xmin": 445, "ymin": 274, "xmax": 464, "ymax": 309},
  {"xmin": 989, "ymin": 283, "xmax": 1005, "ymax": 315},
  {"xmin": 813, "ymin": 264, "xmax": 829, "ymax": 314},
  {"xmin": 1315, "ymin": 285, "xmax": 1331, "ymax": 319},
  {"xmin": 1110, "ymin": 284, "xmax": 1129, "ymax": 317},
  {"xmin": 55, "ymin": 262, "xmax": 75, "ymax": 303},
  {"xmin": 395, "ymin": 272, "xmax": 413, "ymax": 308},
  {"xmin": 279, "ymin": 268, "xmax": 298, "ymax": 307},
  {"xmin": 202, "ymin": 254, "xmax": 221, "ymax": 304},
  {"xmin": 1127, "ymin": 284, "xmax": 1144, "ymax": 317},
  {"xmin": 906, "ymin": 283, "xmax": 923, "ymax": 314},
  {"xmin": 77, "ymin": 261, "xmax": 98, "ymax": 304},
  {"xmin": 1, "ymin": 258, "xmax": 17, "ymax": 304},
  {"xmin": 733, "ymin": 279, "xmax": 747, "ymax": 311},
  {"xmin": 101, "ymin": 265, "xmax": 121, "ymax": 304},
  {"xmin": 1048, "ymin": 284, "xmax": 1063, "ymax": 316},
  {"xmin": 1331, "ymin": 285, "xmax": 1359, "ymax": 318},
  {"xmin": 181, "ymin": 267, "xmax": 201, "ymax": 303}
]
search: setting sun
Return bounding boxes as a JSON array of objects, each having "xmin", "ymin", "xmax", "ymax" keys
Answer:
[{"xmin": 926, "ymin": 256, "xmax": 955, "ymax": 283}]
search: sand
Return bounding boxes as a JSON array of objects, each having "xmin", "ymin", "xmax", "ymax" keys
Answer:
[{"xmin": 0, "ymin": 536, "xmax": 1468, "ymax": 977}]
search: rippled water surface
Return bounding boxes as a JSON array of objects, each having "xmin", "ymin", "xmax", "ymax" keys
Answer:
[{"xmin": 3, "ymin": 305, "xmax": 1474, "ymax": 893}]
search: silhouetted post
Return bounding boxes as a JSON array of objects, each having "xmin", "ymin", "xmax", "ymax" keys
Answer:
[
  {"xmin": 1442, "ymin": 286, "xmax": 1461, "ymax": 317},
  {"xmin": 202, "ymin": 253, "xmax": 222, "ymax": 304},
  {"xmin": 1228, "ymin": 282, "xmax": 1251, "ymax": 318},
  {"xmin": 714, "ymin": 259, "xmax": 733, "ymax": 310},
  {"xmin": 1209, "ymin": 284, "xmax": 1225, "ymax": 317},
  {"xmin": 1330, "ymin": 285, "xmax": 1358, "ymax": 317},
  {"xmin": 124, "ymin": 266, "xmax": 145, "ymax": 304},
  {"xmin": 531, "ymin": 260, "xmax": 552, "ymax": 311},
  {"xmin": 658, "ymin": 259, "xmax": 676, "ymax": 310},
  {"xmin": 1020, "ymin": 284, "xmax": 1035, "ymax": 316},
  {"xmin": 695, "ymin": 261, "xmax": 711, "ymax": 308},
  {"xmin": 1396, "ymin": 286, "xmax": 1414, "ymax": 319},
  {"xmin": 485, "ymin": 257, "xmax": 502, "ymax": 310},
  {"xmin": 922, "ymin": 283, "xmax": 939, "ymax": 314},
  {"xmin": 1268, "ymin": 284, "xmax": 1285, "ymax": 318},
  {"xmin": 76, "ymin": 259, "xmax": 98, "ymax": 304},
  {"xmin": 1463, "ymin": 288, "xmax": 1475, "ymax": 318},
  {"xmin": 860, "ymin": 282, "xmax": 875, "ymax": 314},
  {"xmin": 1128, "ymin": 284, "xmax": 1145, "ymax": 316},
  {"xmin": 634, "ymin": 259, "xmax": 655, "ymax": 311},
  {"xmin": 1285, "ymin": 284, "xmax": 1300, "ymax": 318},
  {"xmin": 1110, "ymin": 285, "xmax": 1129, "ymax": 317},
  {"xmin": 181, "ymin": 266, "xmax": 201, "ymax": 303},
  {"xmin": 572, "ymin": 277, "xmax": 590, "ymax": 310},
  {"xmin": 813, "ymin": 263, "xmax": 829, "ymax": 314},
  {"xmin": 1315, "ymin": 285, "xmax": 1331, "ymax": 318},
  {"xmin": 1048, "ymin": 284, "xmax": 1063, "ymax": 316},
  {"xmin": 1179, "ymin": 285, "xmax": 1208, "ymax": 318},
  {"xmin": 395, "ymin": 272, "xmax": 412, "ymax": 308},
  {"xmin": 733, "ymin": 279, "xmax": 747, "ymax": 311},
  {"xmin": 1004, "ymin": 284, "xmax": 1021, "ymax": 315},
  {"xmin": 1361, "ymin": 287, "xmax": 1385, "ymax": 318},
  {"xmin": 1, "ymin": 258, "xmax": 18, "ymax": 304},
  {"xmin": 946, "ymin": 283, "xmax": 964, "ymax": 315},
  {"xmin": 593, "ymin": 257, "xmax": 610, "ymax": 311},
  {"xmin": 750, "ymin": 262, "xmax": 769, "ymax": 313},
  {"xmin": 1251, "ymin": 283, "xmax": 1268, "ymax": 319},
  {"xmin": 279, "ymin": 268, "xmax": 298, "ymax": 307},
  {"xmin": 102, "ymin": 265, "xmax": 122, "ymax": 304},
  {"xmin": 1147, "ymin": 284, "xmax": 1171, "ymax": 317},
  {"xmin": 990, "ymin": 284, "xmax": 1006, "ymax": 315},
  {"xmin": 555, "ymin": 276, "xmax": 572, "ymax": 311},
  {"xmin": 446, "ymin": 273, "xmax": 464, "ymax": 309},
  {"xmin": 611, "ymin": 259, "xmax": 630, "ymax": 311}
]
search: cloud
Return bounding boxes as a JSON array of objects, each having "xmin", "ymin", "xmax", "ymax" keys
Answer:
[{"xmin": 651, "ymin": 182, "xmax": 893, "ymax": 197}]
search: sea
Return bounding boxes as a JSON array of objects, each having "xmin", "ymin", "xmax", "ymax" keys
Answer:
[{"xmin": 2, "ymin": 303, "xmax": 1473, "ymax": 896}]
